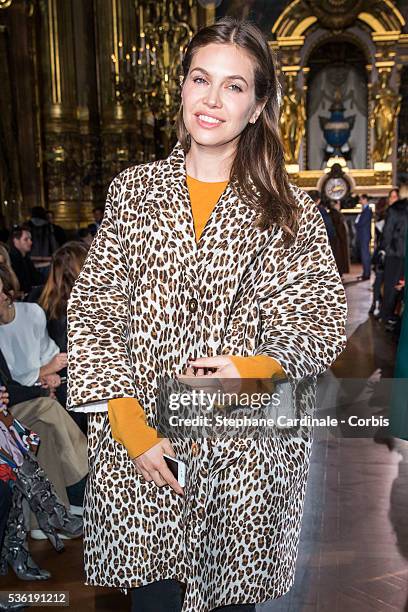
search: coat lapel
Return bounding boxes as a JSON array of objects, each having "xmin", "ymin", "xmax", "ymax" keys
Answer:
[{"xmin": 143, "ymin": 141, "xmax": 278, "ymax": 319}]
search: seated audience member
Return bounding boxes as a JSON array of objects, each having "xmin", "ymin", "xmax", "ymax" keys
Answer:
[
  {"xmin": 9, "ymin": 224, "xmax": 42, "ymax": 296},
  {"xmin": 0, "ymin": 244, "xmax": 20, "ymax": 298},
  {"xmin": 0, "ymin": 387, "xmax": 82, "ymax": 582},
  {"xmin": 88, "ymin": 205, "xmax": 104, "ymax": 236},
  {"xmin": 0, "ymin": 266, "xmax": 88, "ymax": 525},
  {"xmin": 39, "ymin": 242, "xmax": 89, "ymax": 433},
  {"xmin": 0, "ymin": 265, "xmax": 63, "ymax": 387},
  {"xmin": 78, "ymin": 227, "xmax": 94, "ymax": 247}
]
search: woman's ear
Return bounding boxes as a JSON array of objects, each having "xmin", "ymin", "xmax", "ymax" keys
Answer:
[{"xmin": 249, "ymin": 101, "xmax": 267, "ymax": 124}]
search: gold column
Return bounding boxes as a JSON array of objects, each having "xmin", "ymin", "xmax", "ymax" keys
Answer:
[
  {"xmin": 94, "ymin": 0, "xmax": 141, "ymax": 183},
  {"xmin": 370, "ymin": 34, "xmax": 401, "ymax": 186},
  {"xmin": 39, "ymin": 0, "xmax": 82, "ymax": 227}
]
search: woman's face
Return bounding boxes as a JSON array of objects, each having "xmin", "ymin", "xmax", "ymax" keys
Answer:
[{"xmin": 182, "ymin": 43, "xmax": 264, "ymax": 148}]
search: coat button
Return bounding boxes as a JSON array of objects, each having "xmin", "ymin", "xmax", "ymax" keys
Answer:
[
  {"xmin": 191, "ymin": 441, "xmax": 200, "ymax": 456},
  {"xmin": 188, "ymin": 298, "xmax": 198, "ymax": 313}
]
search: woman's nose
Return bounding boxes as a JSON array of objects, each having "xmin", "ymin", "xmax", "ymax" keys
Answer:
[{"xmin": 203, "ymin": 86, "xmax": 222, "ymax": 107}]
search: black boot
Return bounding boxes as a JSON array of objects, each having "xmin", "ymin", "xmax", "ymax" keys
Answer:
[
  {"xmin": 1, "ymin": 487, "xmax": 51, "ymax": 581},
  {"xmin": 15, "ymin": 453, "xmax": 83, "ymax": 552}
]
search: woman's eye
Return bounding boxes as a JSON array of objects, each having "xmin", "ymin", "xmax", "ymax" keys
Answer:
[
  {"xmin": 229, "ymin": 84, "xmax": 242, "ymax": 92},
  {"xmin": 193, "ymin": 77, "xmax": 207, "ymax": 84}
]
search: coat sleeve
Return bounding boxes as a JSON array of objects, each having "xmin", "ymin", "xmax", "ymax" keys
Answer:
[
  {"xmin": 67, "ymin": 174, "xmax": 137, "ymax": 411},
  {"xmin": 254, "ymin": 190, "xmax": 347, "ymax": 379}
]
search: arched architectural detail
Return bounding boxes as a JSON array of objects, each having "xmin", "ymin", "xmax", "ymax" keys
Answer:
[{"xmin": 271, "ymin": 0, "xmax": 408, "ymax": 194}]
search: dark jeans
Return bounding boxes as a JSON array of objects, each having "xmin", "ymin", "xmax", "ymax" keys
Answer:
[{"xmin": 130, "ymin": 580, "xmax": 255, "ymax": 612}]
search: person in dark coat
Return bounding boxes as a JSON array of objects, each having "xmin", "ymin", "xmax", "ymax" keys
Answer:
[
  {"xmin": 45, "ymin": 210, "xmax": 67, "ymax": 248},
  {"xmin": 328, "ymin": 200, "xmax": 350, "ymax": 275},
  {"xmin": 380, "ymin": 184, "xmax": 408, "ymax": 323},
  {"xmin": 309, "ymin": 190, "xmax": 336, "ymax": 246},
  {"xmin": 369, "ymin": 197, "xmax": 388, "ymax": 316},
  {"xmin": 9, "ymin": 225, "xmax": 42, "ymax": 296},
  {"xmin": 389, "ymin": 231, "xmax": 408, "ymax": 440},
  {"xmin": 28, "ymin": 207, "xmax": 58, "ymax": 258},
  {"xmin": 355, "ymin": 193, "xmax": 372, "ymax": 280},
  {"xmin": 87, "ymin": 206, "xmax": 105, "ymax": 236}
]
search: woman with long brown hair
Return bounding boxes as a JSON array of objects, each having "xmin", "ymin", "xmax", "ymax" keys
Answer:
[
  {"xmin": 67, "ymin": 17, "xmax": 347, "ymax": 612},
  {"xmin": 39, "ymin": 241, "xmax": 88, "ymax": 351},
  {"xmin": 39, "ymin": 241, "xmax": 88, "ymax": 429}
]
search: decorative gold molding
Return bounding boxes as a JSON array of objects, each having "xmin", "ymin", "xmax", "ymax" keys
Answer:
[
  {"xmin": 358, "ymin": 13, "xmax": 386, "ymax": 33},
  {"xmin": 292, "ymin": 16, "xmax": 317, "ymax": 37}
]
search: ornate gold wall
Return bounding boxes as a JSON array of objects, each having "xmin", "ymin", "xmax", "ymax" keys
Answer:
[
  {"xmin": 1, "ymin": 0, "xmax": 408, "ymax": 228},
  {"xmin": 0, "ymin": 0, "xmax": 213, "ymax": 228}
]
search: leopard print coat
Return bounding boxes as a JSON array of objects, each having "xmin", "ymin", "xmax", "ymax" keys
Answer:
[{"xmin": 67, "ymin": 141, "xmax": 347, "ymax": 611}]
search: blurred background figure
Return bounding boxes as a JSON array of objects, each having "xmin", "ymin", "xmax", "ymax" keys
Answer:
[
  {"xmin": 27, "ymin": 207, "xmax": 59, "ymax": 282},
  {"xmin": 380, "ymin": 183, "xmax": 408, "ymax": 328},
  {"xmin": 88, "ymin": 206, "xmax": 105, "ymax": 236},
  {"xmin": 328, "ymin": 199, "xmax": 350, "ymax": 276},
  {"xmin": 78, "ymin": 227, "xmax": 94, "ymax": 248},
  {"xmin": 370, "ymin": 196, "xmax": 389, "ymax": 317},
  {"xmin": 0, "ymin": 245, "xmax": 20, "ymax": 299},
  {"xmin": 9, "ymin": 224, "xmax": 42, "ymax": 297},
  {"xmin": 309, "ymin": 189, "xmax": 336, "ymax": 248},
  {"xmin": 355, "ymin": 193, "xmax": 372, "ymax": 281},
  {"xmin": 39, "ymin": 241, "xmax": 89, "ymax": 433},
  {"xmin": 45, "ymin": 210, "xmax": 67, "ymax": 248}
]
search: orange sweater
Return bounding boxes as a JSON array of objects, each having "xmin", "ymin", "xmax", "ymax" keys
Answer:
[{"xmin": 108, "ymin": 175, "xmax": 284, "ymax": 458}]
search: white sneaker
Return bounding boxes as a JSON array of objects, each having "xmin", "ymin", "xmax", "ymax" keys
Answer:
[
  {"xmin": 69, "ymin": 504, "xmax": 84, "ymax": 516},
  {"xmin": 30, "ymin": 529, "xmax": 72, "ymax": 541}
]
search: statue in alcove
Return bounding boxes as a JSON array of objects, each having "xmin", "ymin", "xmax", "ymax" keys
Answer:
[
  {"xmin": 370, "ymin": 70, "xmax": 401, "ymax": 163},
  {"xmin": 279, "ymin": 73, "xmax": 306, "ymax": 164}
]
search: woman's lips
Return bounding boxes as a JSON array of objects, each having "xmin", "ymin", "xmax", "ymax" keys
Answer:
[{"xmin": 195, "ymin": 114, "xmax": 224, "ymax": 129}]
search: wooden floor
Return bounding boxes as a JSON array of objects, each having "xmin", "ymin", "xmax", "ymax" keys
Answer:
[{"xmin": 1, "ymin": 265, "xmax": 408, "ymax": 611}]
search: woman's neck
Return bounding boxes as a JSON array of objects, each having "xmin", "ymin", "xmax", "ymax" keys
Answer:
[
  {"xmin": 186, "ymin": 140, "xmax": 236, "ymax": 182},
  {"xmin": 0, "ymin": 303, "xmax": 15, "ymax": 325}
]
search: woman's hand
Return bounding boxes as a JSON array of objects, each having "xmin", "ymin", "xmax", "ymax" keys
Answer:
[
  {"xmin": 40, "ymin": 353, "xmax": 67, "ymax": 377},
  {"xmin": 40, "ymin": 373, "xmax": 61, "ymax": 390},
  {"xmin": 180, "ymin": 355, "xmax": 241, "ymax": 395},
  {"xmin": 0, "ymin": 386, "xmax": 9, "ymax": 409},
  {"xmin": 49, "ymin": 353, "xmax": 68, "ymax": 373},
  {"xmin": 132, "ymin": 438, "xmax": 184, "ymax": 497}
]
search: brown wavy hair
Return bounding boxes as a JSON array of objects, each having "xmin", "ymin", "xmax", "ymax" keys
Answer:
[
  {"xmin": 39, "ymin": 241, "xmax": 88, "ymax": 320},
  {"xmin": 176, "ymin": 16, "xmax": 299, "ymax": 244},
  {"xmin": 0, "ymin": 263, "xmax": 17, "ymax": 304}
]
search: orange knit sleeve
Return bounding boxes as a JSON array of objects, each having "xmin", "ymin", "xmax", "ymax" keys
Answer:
[
  {"xmin": 228, "ymin": 355, "xmax": 285, "ymax": 380},
  {"xmin": 228, "ymin": 355, "xmax": 285, "ymax": 396},
  {"xmin": 108, "ymin": 398, "xmax": 163, "ymax": 459}
]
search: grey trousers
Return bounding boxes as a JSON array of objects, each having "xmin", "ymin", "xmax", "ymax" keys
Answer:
[{"xmin": 10, "ymin": 397, "xmax": 88, "ymax": 514}]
